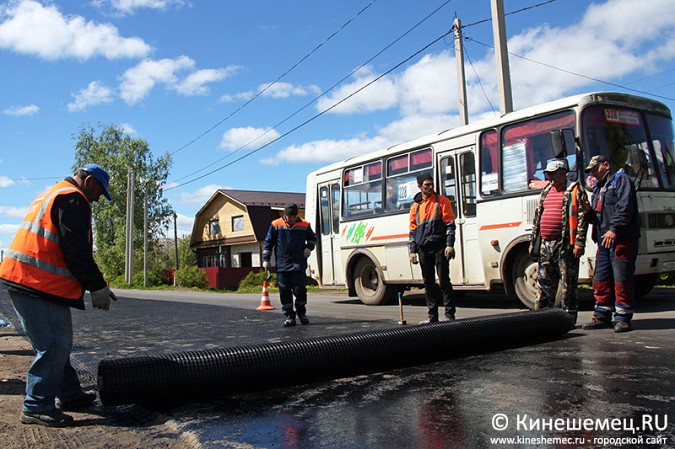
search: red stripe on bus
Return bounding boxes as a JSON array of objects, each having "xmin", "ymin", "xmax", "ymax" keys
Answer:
[
  {"xmin": 479, "ymin": 222, "xmax": 522, "ymax": 230},
  {"xmin": 370, "ymin": 233, "xmax": 409, "ymax": 241}
]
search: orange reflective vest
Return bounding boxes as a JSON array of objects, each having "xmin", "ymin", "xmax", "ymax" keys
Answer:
[{"xmin": 0, "ymin": 180, "xmax": 88, "ymax": 303}]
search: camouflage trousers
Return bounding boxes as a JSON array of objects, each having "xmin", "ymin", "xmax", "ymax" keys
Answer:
[{"xmin": 535, "ymin": 239, "xmax": 580, "ymax": 313}]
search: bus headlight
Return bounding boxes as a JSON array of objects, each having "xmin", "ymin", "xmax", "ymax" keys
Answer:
[{"xmin": 665, "ymin": 214, "xmax": 674, "ymax": 227}]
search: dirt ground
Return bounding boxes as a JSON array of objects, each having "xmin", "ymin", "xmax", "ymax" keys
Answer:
[{"xmin": 0, "ymin": 327, "xmax": 198, "ymax": 449}]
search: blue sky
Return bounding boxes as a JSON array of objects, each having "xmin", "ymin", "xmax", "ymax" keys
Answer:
[{"xmin": 1, "ymin": 0, "xmax": 674, "ymax": 252}]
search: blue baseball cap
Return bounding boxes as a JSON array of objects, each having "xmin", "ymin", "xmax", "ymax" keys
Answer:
[{"xmin": 81, "ymin": 163, "xmax": 112, "ymax": 200}]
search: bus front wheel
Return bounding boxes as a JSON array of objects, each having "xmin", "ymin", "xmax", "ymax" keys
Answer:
[
  {"xmin": 353, "ymin": 257, "xmax": 396, "ymax": 305},
  {"xmin": 634, "ymin": 273, "xmax": 658, "ymax": 299},
  {"xmin": 513, "ymin": 250, "xmax": 563, "ymax": 309}
]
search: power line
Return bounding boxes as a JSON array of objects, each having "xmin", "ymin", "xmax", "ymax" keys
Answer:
[
  {"xmin": 168, "ymin": 0, "xmax": 379, "ymax": 156},
  {"xmin": 166, "ymin": 27, "xmax": 455, "ymax": 191},
  {"xmin": 466, "ymin": 37, "xmax": 675, "ymax": 102},
  {"xmin": 167, "ymin": 0, "xmax": 582, "ymax": 190},
  {"xmin": 463, "ymin": 42, "xmax": 497, "ymax": 116},
  {"xmin": 459, "ymin": 0, "xmax": 559, "ymax": 29},
  {"xmin": 168, "ymin": 0, "xmax": 455, "ymax": 186}
]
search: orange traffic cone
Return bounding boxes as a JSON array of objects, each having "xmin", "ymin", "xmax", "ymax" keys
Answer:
[{"xmin": 256, "ymin": 279, "xmax": 275, "ymax": 311}]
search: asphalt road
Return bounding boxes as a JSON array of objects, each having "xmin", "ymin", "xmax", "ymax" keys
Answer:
[{"xmin": 1, "ymin": 287, "xmax": 673, "ymax": 448}]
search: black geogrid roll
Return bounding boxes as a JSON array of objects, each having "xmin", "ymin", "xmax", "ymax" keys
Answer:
[{"xmin": 97, "ymin": 309, "xmax": 574, "ymax": 406}]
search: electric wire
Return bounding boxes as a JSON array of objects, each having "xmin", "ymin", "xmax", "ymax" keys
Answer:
[
  {"xmin": 466, "ymin": 37, "xmax": 675, "ymax": 102},
  {"xmin": 463, "ymin": 42, "xmax": 497, "ymax": 115},
  {"xmin": 166, "ymin": 27, "xmax": 455, "ymax": 191},
  {"xmin": 168, "ymin": 0, "xmax": 379, "ymax": 156},
  {"xmin": 168, "ymin": 0, "xmax": 454, "ymax": 186}
]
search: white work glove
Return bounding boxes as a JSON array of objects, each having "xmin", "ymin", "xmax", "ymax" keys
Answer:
[
  {"xmin": 303, "ymin": 248, "xmax": 311, "ymax": 258},
  {"xmin": 262, "ymin": 261, "xmax": 270, "ymax": 270},
  {"xmin": 409, "ymin": 253, "xmax": 418, "ymax": 265},
  {"xmin": 91, "ymin": 285, "xmax": 117, "ymax": 311},
  {"xmin": 444, "ymin": 246, "xmax": 456, "ymax": 260}
]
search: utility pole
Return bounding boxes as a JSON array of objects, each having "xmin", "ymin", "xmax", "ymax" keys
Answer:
[
  {"xmin": 491, "ymin": 0, "xmax": 513, "ymax": 116},
  {"xmin": 125, "ymin": 170, "xmax": 135, "ymax": 285},
  {"xmin": 453, "ymin": 17, "xmax": 469, "ymax": 126},
  {"xmin": 173, "ymin": 212, "xmax": 179, "ymax": 272},
  {"xmin": 143, "ymin": 189, "xmax": 148, "ymax": 287}
]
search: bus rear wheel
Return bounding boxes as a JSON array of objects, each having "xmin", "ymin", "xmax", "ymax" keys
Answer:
[{"xmin": 354, "ymin": 257, "xmax": 396, "ymax": 305}]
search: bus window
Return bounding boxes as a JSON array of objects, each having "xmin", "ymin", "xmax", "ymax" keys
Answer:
[
  {"xmin": 439, "ymin": 156, "xmax": 457, "ymax": 217},
  {"xmin": 502, "ymin": 111, "xmax": 576, "ymax": 193},
  {"xmin": 460, "ymin": 152, "xmax": 477, "ymax": 217},
  {"xmin": 385, "ymin": 148, "xmax": 432, "ymax": 212},
  {"xmin": 331, "ymin": 183, "xmax": 340, "ymax": 233},
  {"xmin": 343, "ymin": 162, "xmax": 383, "ymax": 219},
  {"xmin": 583, "ymin": 106, "xmax": 664, "ymax": 190},
  {"xmin": 320, "ymin": 186, "xmax": 331, "ymax": 235},
  {"xmin": 480, "ymin": 130, "xmax": 499, "ymax": 196},
  {"xmin": 646, "ymin": 113, "xmax": 675, "ymax": 190},
  {"xmin": 411, "ymin": 148, "xmax": 432, "ymax": 171}
]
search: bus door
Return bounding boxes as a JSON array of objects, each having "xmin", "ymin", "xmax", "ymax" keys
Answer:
[
  {"xmin": 317, "ymin": 182, "xmax": 344, "ymax": 285},
  {"xmin": 439, "ymin": 150, "xmax": 484, "ymax": 285}
]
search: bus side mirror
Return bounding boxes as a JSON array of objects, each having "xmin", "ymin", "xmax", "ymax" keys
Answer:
[
  {"xmin": 550, "ymin": 129, "xmax": 566, "ymax": 159},
  {"xmin": 550, "ymin": 128, "xmax": 576, "ymax": 159}
]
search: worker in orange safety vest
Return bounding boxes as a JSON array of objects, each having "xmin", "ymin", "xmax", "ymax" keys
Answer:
[
  {"xmin": 0, "ymin": 164, "xmax": 117, "ymax": 428},
  {"xmin": 408, "ymin": 172, "xmax": 457, "ymax": 324}
]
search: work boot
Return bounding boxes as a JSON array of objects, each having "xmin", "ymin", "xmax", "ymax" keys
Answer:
[
  {"xmin": 283, "ymin": 317, "xmax": 296, "ymax": 327},
  {"xmin": 419, "ymin": 317, "xmax": 438, "ymax": 325},
  {"xmin": 20, "ymin": 410, "xmax": 74, "ymax": 428},
  {"xmin": 298, "ymin": 315, "xmax": 310, "ymax": 325},
  {"xmin": 613, "ymin": 321, "xmax": 633, "ymax": 333},
  {"xmin": 56, "ymin": 390, "xmax": 97, "ymax": 411},
  {"xmin": 581, "ymin": 315, "xmax": 612, "ymax": 330}
]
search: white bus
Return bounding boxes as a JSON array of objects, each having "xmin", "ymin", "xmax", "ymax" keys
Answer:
[{"xmin": 305, "ymin": 92, "xmax": 675, "ymax": 308}]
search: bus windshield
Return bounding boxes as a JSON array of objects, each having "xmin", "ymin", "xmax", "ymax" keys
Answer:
[{"xmin": 581, "ymin": 105, "xmax": 675, "ymax": 191}]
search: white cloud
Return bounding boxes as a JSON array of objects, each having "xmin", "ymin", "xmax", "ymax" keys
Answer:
[
  {"xmin": 219, "ymin": 126, "xmax": 281, "ymax": 151},
  {"xmin": 259, "ymin": 81, "xmax": 321, "ymax": 99},
  {"xmin": 99, "ymin": 0, "xmax": 187, "ymax": 15},
  {"xmin": 119, "ymin": 56, "xmax": 195, "ymax": 104},
  {"xmin": 0, "ymin": 223, "xmax": 20, "ymax": 234},
  {"xmin": 67, "ymin": 81, "xmax": 114, "ymax": 112},
  {"xmin": 397, "ymin": 51, "xmax": 456, "ymax": 116},
  {"xmin": 262, "ymin": 136, "xmax": 389, "ymax": 165},
  {"xmin": 174, "ymin": 211, "xmax": 193, "ymax": 238},
  {"xmin": 120, "ymin": 123, "xmax": 137, "ymax": 135},
  {"xmin": 219, "ymin": 81, "xmax": 321, "ymax": 103},
  {"xmin": 264, "ymin": 0, "xmax": 675, "ymax": 167},
  {"xmin": 119, "ymin": 57, "xmax": 235, "ymax": 104},
  {"xmin": 219, "ymin": 91, "xmax": 253, "ymax": 103},
  {"xmin": 0, "ymin": 0, "xmax": 152, "ymax": 60},
  {"xmin": 3, "ymin": 104, "xmax": 38, "ymax": 116},
  {"xmin": 177, "ymin": 184, "xmax": 224, "ymax": 207},
  {"xmin": 173, "ymin": 67, "xmax": 240, "ymax": 96},
  {"xmin": 316, "ymin": 66, "xmax": 398, "ymax": 114},
  {"xmin": 0, "ymin": 205, "xmax": 28, "ymax": 217},
  {"xmin": 0, "ymin": 176, "xmax": 14, "ymax": 187}
]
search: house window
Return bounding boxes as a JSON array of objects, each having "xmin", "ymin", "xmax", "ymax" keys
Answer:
[
  {"xmin": 232, "ymin": 215, "xmax": 244, "ymax": 232},
  {"xmin": 208, "ymin": 219, "xmax": 220, "ymax": 236}
]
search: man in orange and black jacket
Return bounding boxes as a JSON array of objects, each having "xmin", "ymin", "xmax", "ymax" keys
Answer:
[
  {"xmin": 408, "ymin": 172, "xmax": 457, "ymax": 323},
  {"xmin": 263, "ymin": 203, "xmax": 316, "ymax": 328},
  {"xmin": 0, "ymin": 164, "xmax": 117, "ymax": 427}
]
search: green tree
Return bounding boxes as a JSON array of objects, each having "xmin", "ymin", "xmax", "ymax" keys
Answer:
[
  {"xmin": 178, "ymin": 233, "xmax": 197, "ymax": 268},
  {"xmin": 73, "ymin": 123, "xmax": 173, "ymax": 279},
  {"xmin": 150, "ymin": 234, "xmax": 197, "ymax": 284}
]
